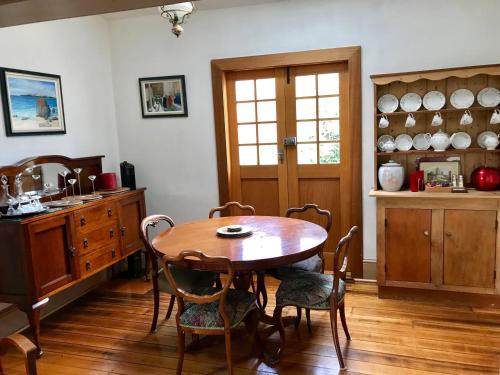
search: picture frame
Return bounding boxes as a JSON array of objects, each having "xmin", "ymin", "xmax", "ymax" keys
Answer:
[
  {"xmin": 0, "ymin": 68, "xmax": 66, "ymax": 136},
  {"xmin": 138, "ymin": 75, "xmax": 188, "ymax": 118},
  {"xmin": 419, "ymin": 161, "xmax": 461, "ymax": 184}
]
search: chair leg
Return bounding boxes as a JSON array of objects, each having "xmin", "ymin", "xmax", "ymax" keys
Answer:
[
  {"xmin": 256, "ymin": 272, "xmax": 268, "ymax": 311},
  {"xmin": 175, "ymin": 328, "xmax": 186, "ymax": 375},
  {"xmin": 165, "ymin": 295, "xmax": 176, "ymax": 320},
  {"xmin": 294, "ymin": 307, "xmax": 302, "ymax": 328},
  {"xmin": 150, "ymin": 274, "xmax": 160, "ymax": 332},
  {"xmin": 215, "ymin": 275, "xmax": 223, "ymax": 290},
  {"xmin": 273, "ymin": 306, "xmax": 286, "ymax": 360},
  {"xmin": 330, "ymin": 306, "xmax": 345, "ymax": 369},
  {"xmin": 224, "ymin": 331, "xmax": 233, "ymax": 375},
  {"xmin": 339, "ymin": 302, "xmax": 351, "ymax": 340},
  {"xmin": 305, "ymin": 308, "xmax": 312, "ymax": 333}
]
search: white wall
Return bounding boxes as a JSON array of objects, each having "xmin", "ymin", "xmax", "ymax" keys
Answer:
[
  {"xmin": 0, "ymin": 16, "xmax": 120, "ymax": 172},
  {"xmin": 108, "ymin": 0, "xmax": 500, "ymax": 261}
]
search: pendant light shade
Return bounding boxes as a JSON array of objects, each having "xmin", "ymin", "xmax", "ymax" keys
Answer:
[{"xmin": 158, "ymin": 2, "xmax": 194, "ymax": 37}]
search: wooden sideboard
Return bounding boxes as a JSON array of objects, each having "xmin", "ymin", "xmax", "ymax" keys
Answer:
[{"xmin": 0, "ymin": 155, "xmax": 146, "ymax": 355}]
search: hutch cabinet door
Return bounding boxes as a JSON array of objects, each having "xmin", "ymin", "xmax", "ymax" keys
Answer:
[
  {"xmin": 443, "ymin": 210, "xmax": 497, "ymax": 288},
  {"xmin": 27, "ymin": 215, "xmax": 77, "ymax": 297},
  {"xmin": 118, "ymin": 193, "xmax": 145, "ymax": 256},
  {"xmin": 385, "ymin": 208, "xmax": 431, "ymax": 283}
]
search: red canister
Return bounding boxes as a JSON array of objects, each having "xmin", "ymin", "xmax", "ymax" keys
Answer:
[
  {"xmin": 99, "ymin": 172, "xmax": 118, "ymax": 191},
  {"xmin": 409, "ymin": 170, "xmax": 424, "ymax": 192}
]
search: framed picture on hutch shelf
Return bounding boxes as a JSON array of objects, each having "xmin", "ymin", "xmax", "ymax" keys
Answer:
[
  {"xmin": 0, "ymin": 68, "xmax": 66, "ymax": 136},
  {"xmin": 139, "ymin": 75, "xmax": 188, "ymax": 118}
]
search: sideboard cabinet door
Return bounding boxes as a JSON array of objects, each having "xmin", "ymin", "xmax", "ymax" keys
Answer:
[
  {"xmin": 443, "ymin": 210, "xmax": 497, "ymax": 288},
  {"xmin": 118, "ymin": 193, "xmax": 145, "ymax": 256},
  {"xmin": 27, "ymin": 215, "xmax": 77, "ymax": 297},
  {"xmin": 385, "ymin": 208, "xmax": 432, "ymax": 283}
]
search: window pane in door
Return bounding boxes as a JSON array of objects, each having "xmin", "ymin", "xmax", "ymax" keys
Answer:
[
  {"xmin": 297, "ymin": 121, "xmax": 317, "ymax": 142},
  {"xmin": 318, "ymin": 97, "xmax": 339, "ymax": 119},
  {"xmin": 235, "ymin": 80, "xmax": 255, "ymax": 101},
  {"xmin": 296, "ymin": 98, "xmax": 317, "ymax": 120},
  {"xmin": 259, "ymin": 145, "xmax": 278, "ymax": 165},
  {"xmin": 297, "ymin": 143, "xmax": 317, "ymax": 164},
  {"xmin": 258, "ymin": 123, "xmax": 277, "ymax": 143},
  {"xmin": 257, "ymin": 101, "xmax": 277, "ymax": 122},
  {"xmin": 256, "ymin": 78, "xmax": 276, "ymax": 100},
  {"xmin": 238, "ymin": 124, "xmax": 257, "ymax": 144},
  {"xmin": 237, "ymin": 102, "xmax": 256, "ymax": 123},
  {"xmin": 239, "ymin": 145, "xmax": 258, "ymax": 165},
  {"xmin": 295, "ymin": 75, "xmax": 316, "ymax": 97},
  {"xmin": 319, "ymin": 143, "xmax": 340, "ymax": 164},
  {"xmin": 319, "ymin": 120, "xmax": 340, "ymax": 141},
  {"xmin": 318, "ymin": 73, "xmax": 339, "ymax": 96}
]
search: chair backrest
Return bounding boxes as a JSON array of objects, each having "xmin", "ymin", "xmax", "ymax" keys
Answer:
[
  {"xmin": 140, "ymin": 214, "xmax": 175, "ymax": 271},
  {"xmin": 209, "ymin": 201, "xmax": 255, "ymax": 218},
  {"xmin": 0, "ymin": 334, "xmax": 38, "ymax": 375},
  {"xmin": 162, "ymin": 250, "xmax": 235, "ymax": 329},
  {"xmin": 285, "ymin": 203, "xmax": 332, "ymax": 233},
  {"xmin": 332, "ymin": 226, "xmax": 359, "ymax": 299}
]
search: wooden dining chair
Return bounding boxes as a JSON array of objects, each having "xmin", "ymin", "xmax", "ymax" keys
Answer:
[
  {"xmin": 163, "ymin": 250, "xmax": 260, "ymax": 375},
  {"xmin": 272, "ymin": 226, "xmax": 358, "ymax": 369},
  {"xmin": 0, "ymin": 333, "xmax": 38, "ymax": 375},
  {"xmin": 208, "ymin": 201, "xmax": 255, "ymax": 218},
  {"xmin": 140, "ymin": 215, "xmax": 218, "ymax": 332}
]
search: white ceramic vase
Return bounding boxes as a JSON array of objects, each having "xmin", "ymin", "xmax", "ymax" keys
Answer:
[{"xmin": 378, "ymin": 160, "xmax": 404, "ymax": 192}]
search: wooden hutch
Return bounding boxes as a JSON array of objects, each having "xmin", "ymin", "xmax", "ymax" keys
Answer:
[
  {"xmin": 0, "ymin": 155, "xmax": 146, "ymax": 355},
  {"xmin": 369, "ymin": 64, "xmax": 500, "ymax": 305}
]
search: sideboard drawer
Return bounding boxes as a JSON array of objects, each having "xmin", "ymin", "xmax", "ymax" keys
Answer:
[
  {"xmin": 74, "ymin": 223, "xmax": 120, "ymax": 256},
  {"xmin": 79, "ymin": 243, "xmax": 119, "ymax": 277},
  {"xmin": 74, "ymin": 203, "xmax": 117, "ymax": 234}
]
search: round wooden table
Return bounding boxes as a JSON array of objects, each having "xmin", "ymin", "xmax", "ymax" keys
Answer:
[{"xmin": 152, "ymin": 216, "xmax": 328, "ymax": 272}]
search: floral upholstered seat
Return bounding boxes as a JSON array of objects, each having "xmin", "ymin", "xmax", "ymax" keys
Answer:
[
  {"xmin": 157, "ymin": 265, "xmax": 217, "ymax": 295},
  {"xmin": 268, "ymin": 255, "xmax": 323, "ymax": 279},
  {"xmin": 276, "ymin": 272, "xmax": 345, "ymax": 309},
  {"xmin": 179, "ymin": 287, "xmax": 257, "ymax": 330}
]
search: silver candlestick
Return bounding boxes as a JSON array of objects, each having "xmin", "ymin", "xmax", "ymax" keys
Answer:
[
  {"xmin": 74, "ymin": 168, "xmax": 83, "ymax": 195},
  {"xmin": 59, "ymin": 170, "xmax": 69, "ymax": 198},
  {"xmin": 88, "ymin": 175, "xmax": 96, "ymax": 195}
]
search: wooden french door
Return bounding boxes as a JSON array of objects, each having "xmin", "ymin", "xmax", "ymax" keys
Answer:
[{"xmin": 225, "ymin": 62, "xmax": 350, "ymax": 270}]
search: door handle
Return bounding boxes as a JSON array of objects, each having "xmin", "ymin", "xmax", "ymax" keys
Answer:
[
  {"xmin": 423, "ymin": 230, "xmax": 430, "ymax": 237},
  {"xmin": 283, "ymin": 136, "xmax": 297, "ymax": 146}
]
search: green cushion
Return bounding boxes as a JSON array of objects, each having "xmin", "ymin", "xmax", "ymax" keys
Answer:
[
  {"xmin": 268, "ymin": 255, "xmax": 323, "ymax": 280},
  {"xmin": 157, "ymin": 265, "xmax": 217, "ymax": 295},
  {"xmin": 179, "ymin": 287, "xmax": 257, "ymax": 330},
  {"xmin": 276, "ymin": 272, "xmax": 345, "ymax": 310}
]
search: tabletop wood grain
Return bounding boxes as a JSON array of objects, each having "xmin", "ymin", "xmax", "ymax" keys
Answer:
[{"xmin": 152, "ymin": 216, "xmax": 328, "ymax": 272}]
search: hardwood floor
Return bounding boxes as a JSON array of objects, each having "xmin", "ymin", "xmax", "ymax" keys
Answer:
[{"xmin": 2, "ymin": 277, "xmax": 500, "ymax": 374}]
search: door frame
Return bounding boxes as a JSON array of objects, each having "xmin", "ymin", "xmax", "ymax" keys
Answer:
[{"xmin": 211, "ymin": 46, "xmax": 363, "ymax": 277}]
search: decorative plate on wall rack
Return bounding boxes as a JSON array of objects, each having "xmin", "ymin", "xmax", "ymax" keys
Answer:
[
  {"xmin": 423, "ymin": 91, "xmax": 446, "ymax": 110},
  {"xmin": 450, "ymin": 89, "xmax": 475, "ymax": 109},
  {"xmin": 400, "ymin": 93, "xmax": 422, "ymax": 112},
  {"xmin": 377, "ymin": 94, "xmax": 399, "ymax": 113},
  {"xmin": 412, "ymin": 133, "xmax": 432, "ymax": 150},
  {"xmin": 477, "ymin": 87, "xmax": 500, "ymax": 108},
  {"xmin": 395, "ymin": 134, "xmax": 413, "ymax": 151},
  {"xmin": 450, "ymin": 132, "xmax": 471, "ymax": 149}
]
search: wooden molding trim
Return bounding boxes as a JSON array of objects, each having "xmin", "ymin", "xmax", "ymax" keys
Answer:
[{"xmin": 210, "ymin": 46, "xmax": 364, "ymax": 277}]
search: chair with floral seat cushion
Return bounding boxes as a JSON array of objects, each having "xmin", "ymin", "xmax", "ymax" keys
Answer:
[
  {"xmin": 163, "ymin": 250, "xmax": 260, "ymax": 375},
  {"xmin": 140, "ymin": 215, "xmax": 218, "ymax": 332},
  {"xmin": 208, "ymin": 201, "xmax": 255, "ymax": 218},
  {"xmin": 273, "ymin": 226, "xmax": 358, "ymax": 369}
]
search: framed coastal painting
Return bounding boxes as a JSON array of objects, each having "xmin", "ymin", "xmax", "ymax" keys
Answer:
[
  {"xmin": 139, "ymin": 75, "xmax": 188, "ymax": 118},
  {"xmin": 0, "ymin": 68, "xmax": 66, "ymax": 136}
]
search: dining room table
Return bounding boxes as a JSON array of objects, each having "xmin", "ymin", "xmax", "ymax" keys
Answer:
[{"xmin": 151, "ymin": 215, "xmax": 328, "ymax": 362}]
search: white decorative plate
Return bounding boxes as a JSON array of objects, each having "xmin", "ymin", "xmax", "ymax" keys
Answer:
[
  {"xmin": 400, "ymin": 93, "xmax": 422, "ymax": 112},
  {"xmin": 377, "ymin": 94, "xmax": 399, "ymax": 113},
  {"xmin": 413, "ymin": 133, "xmax": 432, "ymax": 150},
  {"xmin": 450, "ymin": 132, "xmax": 471, "ymax": 149},
  {"xmin": 478, "ymin": 131, "xmax": 497, "ymax": 149},
  {"xmin": 377, "ymin": 135, "xmax": 395, "ymax": 151},
  {"xmin": 395, "ymin": 134, "xmax": 413, "ymax": 151},
  {"xmin": 477, "ymin": 87, "xmax": 500, "ymax": 108},
  {"xmin": 423, "ymin": 91, "xmax": 446, "ymax": 110},
  {"xmin": 450, "ymin": 89, "xmax": 475, "ymax": 109},
  {"xmin": 216, "ymin": 225, "xmax": 253, "ymax": 238}
]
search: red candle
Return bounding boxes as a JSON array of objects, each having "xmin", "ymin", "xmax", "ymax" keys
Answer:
[
  {"xmin": 410, "ymin": 170, "xmax": 424, "ymax": 192},
  {"xmin": 99, "ymin": 172, "xmax": 117, "ymax": 191}
]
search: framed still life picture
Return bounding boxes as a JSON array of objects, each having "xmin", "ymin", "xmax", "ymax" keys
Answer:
[
  {"xmin": 0, "ymin": 68, "xmax": 66, "ymax": 136},
  {"xmin": 139, "ymin": 75, "xmax": 188, "ymax": 118}
]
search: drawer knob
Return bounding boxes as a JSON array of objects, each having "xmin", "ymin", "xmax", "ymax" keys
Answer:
[
  {"xmin": 80, "ymin": 216, "xmax": 86, "ymax": 225},
  {"xmin": 108, "ymin": 208, "xmax": 113, "ymax": 217},
  {"xmin": 111, "ymin": 248, "xmax": 116, "ymax": 258},
  {"xmin": 83, "ymin": 238, "xmax": 89, "ymax": 248},
  {"xmin": 109, "ymin": 228, "xmax": 114, "ymax": 238},
  {"xmin": 85, "ymin": 260, "xmax": 91, "ymax": 271},
  {"xmin": 423, "ymin": 230, "xmax": 430, "ymax": 237}
]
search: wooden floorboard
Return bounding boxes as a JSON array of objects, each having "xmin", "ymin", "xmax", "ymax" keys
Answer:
[{"xmin": 2, "ymin": 277, "xmax": 500, "ymax": 374}]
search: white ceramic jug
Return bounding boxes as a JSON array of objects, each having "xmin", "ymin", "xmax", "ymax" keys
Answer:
[
  {"xmin": 483, "ymin": 133, "xmax": 500, "ymax": 150},
  {"xmin": 378, "ymin": 160, "xmax": 404, "ymax": 192}
]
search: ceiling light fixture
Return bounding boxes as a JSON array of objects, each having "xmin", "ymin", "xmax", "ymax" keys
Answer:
[{"xmin": 158, "ymin": 2, "xmax": 194, "ymax": 38}]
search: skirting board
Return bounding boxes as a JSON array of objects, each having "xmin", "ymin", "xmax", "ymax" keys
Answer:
[{"xmin": 363, "ymin": 259, "xmax": 377, "ymax": 280}]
